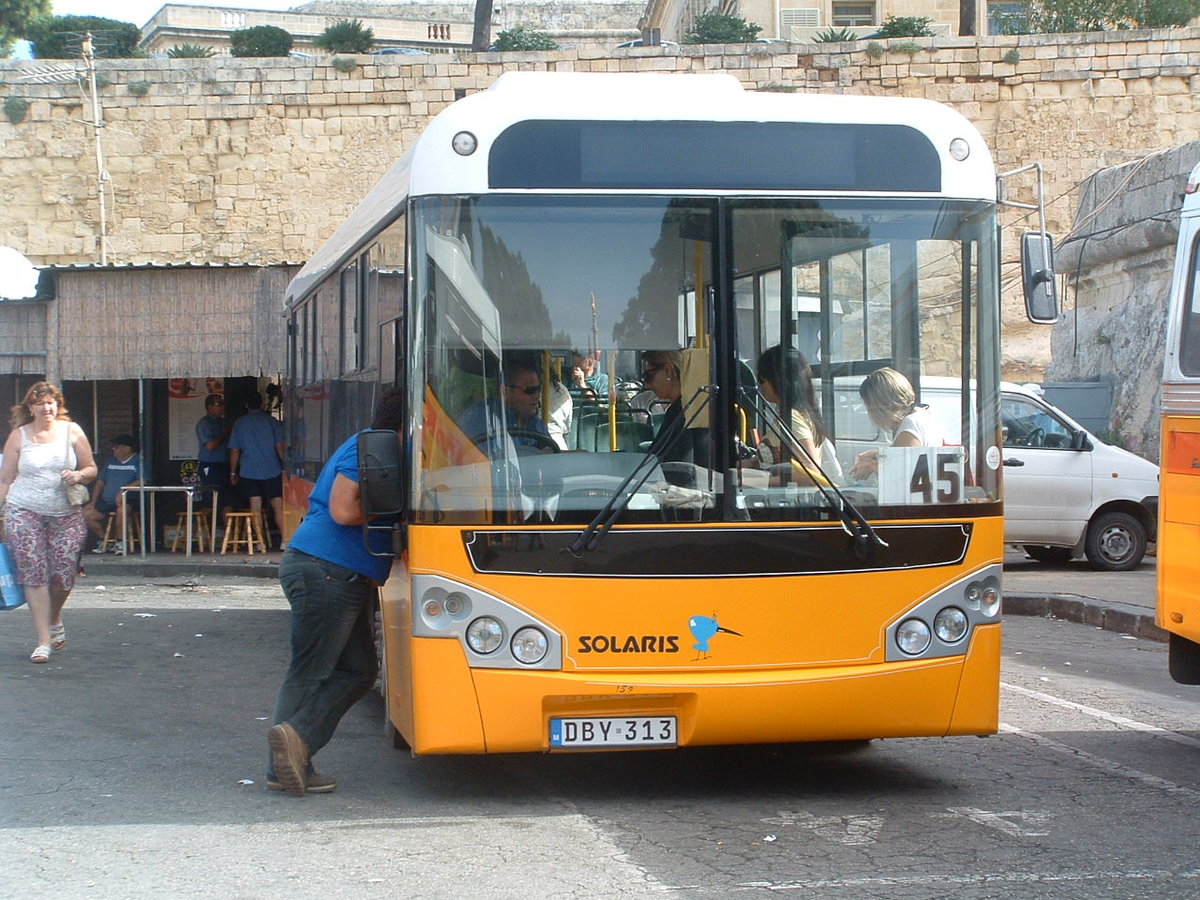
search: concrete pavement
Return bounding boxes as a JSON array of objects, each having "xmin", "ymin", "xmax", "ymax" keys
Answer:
[{"xmin": 77, "ymin": 544, "xmax": 1166, "ymax": 642}]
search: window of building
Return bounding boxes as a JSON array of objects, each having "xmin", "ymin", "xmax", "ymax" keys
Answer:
[{"xmin": 832, "ymin": 3, "xmax": 875, "ymax": 26}]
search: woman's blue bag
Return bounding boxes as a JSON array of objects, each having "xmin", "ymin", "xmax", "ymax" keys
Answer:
[{"xmin": 0, "ymin": 541, "xmax": 26, "ymax": 610}]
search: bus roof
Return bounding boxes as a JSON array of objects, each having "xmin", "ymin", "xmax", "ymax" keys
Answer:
[{"xmin": 286, "ymin": 72, "xmax": 995, "ymax": 308}]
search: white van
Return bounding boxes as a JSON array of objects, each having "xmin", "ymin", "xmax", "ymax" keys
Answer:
[
  {"xmin": 824, "ymin": 377, "xmax": 1158, "ymax": 570},
  {"xmin": 997, "ymin": 382, "xmax": 1158, "ymax": 571}
]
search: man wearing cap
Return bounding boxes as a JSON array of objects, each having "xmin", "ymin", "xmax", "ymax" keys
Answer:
[
  {"xmin": 196, "ymin": 394, "xmax": 232, "ymax": 523},
  {"xmin": 83, "ymin": 435, "xmax": 142, "ymax": 555}
]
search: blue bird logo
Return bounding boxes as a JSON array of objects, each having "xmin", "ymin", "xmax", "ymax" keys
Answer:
[{"xmin": 688, "ymin": 614, "xmax": 742, "ymax": 660}]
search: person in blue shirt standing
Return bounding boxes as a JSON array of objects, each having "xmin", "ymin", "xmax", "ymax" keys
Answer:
[
  {"xmin": 266, "ymin": 388, "xmax": 404, "ymax": 796},
  {"xmin": 195, "ymin": 393, "xmax": 232, "ymax": 523},
  {"xmin": 228, "ymin": 392, "xmax": 285, "ymax": 546}
]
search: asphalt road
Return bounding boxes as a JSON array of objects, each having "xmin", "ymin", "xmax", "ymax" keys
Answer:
[{"xmin": 1, "ymin": 570, "xmax": 1195, "ymax": 899}]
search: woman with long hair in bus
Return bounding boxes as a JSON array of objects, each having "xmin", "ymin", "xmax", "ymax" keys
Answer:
[
  {"xmin": 755, "ymin": 345, "xmax": 841, "ymax": 486},
  {"xmin": 849, "ymin": 366, "xmax": 945, "ymax": 481},
  {"xmin": 0, "ymin": 381, "xmax": 97, "ymax": 663},
  {"xmin": 267, "ymin": 387, "xmax": 405, "ymax": 796}
]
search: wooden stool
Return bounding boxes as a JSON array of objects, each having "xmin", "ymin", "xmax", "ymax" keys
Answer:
[
  {"xmin": 170, "ymin": 509, "xmax": 212, "ymax": 553},
  {"xmin": 99, "ymin": 510, "xmax": 141, "ymax": 553},
  {"xmin": 221, "ymin": 511, "xmax": 267, "ymax": 555}
]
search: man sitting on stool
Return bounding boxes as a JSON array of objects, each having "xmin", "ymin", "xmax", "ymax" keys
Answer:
[{"xmin": 83, "ymin": 434, "xmax": 141, "ymax": 555}]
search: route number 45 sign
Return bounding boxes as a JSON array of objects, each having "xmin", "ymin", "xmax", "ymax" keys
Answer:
[{"xmin": 877, "ymin": 446, "xmax": 967, "ymax": 505}]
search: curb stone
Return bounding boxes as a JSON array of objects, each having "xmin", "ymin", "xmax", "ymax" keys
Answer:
[{"xmin": 1005, "ymin": 592, "xmax": 1166, "ymax": 642}]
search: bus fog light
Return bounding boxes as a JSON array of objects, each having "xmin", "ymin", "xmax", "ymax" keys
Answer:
[
  {"xmin": 466, "ymin": 616, "xmax": 504, "ymax": 654},
  {"xmin": 896, "ymin": 618, "xmax": 931, "ymax": 655},
  {"xmin": 934, "ymin": 607, "xmax": 969, "ymax": 643},
  {"xmin": 963, "ymin": 582, "xmax": 982, "ymax": 609},
  {"xmin": 511, "ymin": 626, "xmax": 548, "ymax": 664},
  {"xmin": 444, "ymin": 591, "xmax": 470, "ymax": 618}
]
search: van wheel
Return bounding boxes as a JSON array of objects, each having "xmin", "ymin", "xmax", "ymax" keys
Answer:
[
  {"xmin": 1084, "ymin": 511, "xmax": 1147, "ymax": 571},
  {"xmin": 1023, "ymin": 545, "xmax": 1073, "ymax": 564}
]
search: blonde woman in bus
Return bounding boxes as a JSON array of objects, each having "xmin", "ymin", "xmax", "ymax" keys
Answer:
[{"xmin": 849, "ymin": 366, "xmax": 945, "ymax": 482}]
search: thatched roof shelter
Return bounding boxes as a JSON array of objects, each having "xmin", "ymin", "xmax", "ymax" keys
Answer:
[{"xmin": 22, "ymin": 264, "xmax": 298, "ymax": 381}]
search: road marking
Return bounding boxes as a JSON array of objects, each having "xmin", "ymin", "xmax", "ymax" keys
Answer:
[
  {"xmin": 1000, "ymin": 723, "xmax": 1200, "ymax": 800},
  {"xmin": 1002, "ymin": 681, "xmax": 1200, "ymax": 749},
  {"xmin": 933, "ymin": 807, "xmax": 1051, "ymax": 837},
  {"xmin": 729, "ymin": 868, "xmax": 1200, "ymax": 892}
]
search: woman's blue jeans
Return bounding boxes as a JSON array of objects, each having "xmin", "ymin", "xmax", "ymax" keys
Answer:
[{"xmin": 271, "ymin": 548, "xmax": 378, "ymax": 768}]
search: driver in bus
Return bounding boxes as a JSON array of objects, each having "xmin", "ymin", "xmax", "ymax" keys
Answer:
[{"xmin": 458, "ymin": 360, "xmax": 553, "ymax": 455}]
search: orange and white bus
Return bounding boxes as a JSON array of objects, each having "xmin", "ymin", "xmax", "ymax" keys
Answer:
[
  {"xmin": 1159, "ymin": 161, "xmax": 1200, "ymax": 684},
  {"xmin": 283, "ymin": 72, "xmax": 1050, "ymax": 754}
]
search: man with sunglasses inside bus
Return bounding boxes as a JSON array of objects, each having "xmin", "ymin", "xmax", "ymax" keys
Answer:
[{"xmin": 458, "ymin": 359, "xmax": 553, "ymax": 454}]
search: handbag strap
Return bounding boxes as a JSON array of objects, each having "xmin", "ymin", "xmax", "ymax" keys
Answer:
[{"xmin": 63, "ymin": 423, "xmax": 76, "ymax": 471}]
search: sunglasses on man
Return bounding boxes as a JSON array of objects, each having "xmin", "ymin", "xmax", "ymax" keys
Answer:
[{"xmin": 507, "ymin": 384, "xmax": 542, "ymax": 396}]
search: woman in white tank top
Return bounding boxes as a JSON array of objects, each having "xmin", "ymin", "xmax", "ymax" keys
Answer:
[{"xmin": 0, "ymin": 382, "xmax": 98, "ymax": 663}]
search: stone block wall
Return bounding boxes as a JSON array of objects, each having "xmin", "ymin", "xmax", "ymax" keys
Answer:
[{"xmin": 3, "ymin": 29, "xmax": 1199, "ymax": 380}]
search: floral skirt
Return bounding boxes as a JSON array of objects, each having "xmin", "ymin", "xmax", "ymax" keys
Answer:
[{"xmin": 4, "ymin": 505, "xmax": 87, "ymax": 590}]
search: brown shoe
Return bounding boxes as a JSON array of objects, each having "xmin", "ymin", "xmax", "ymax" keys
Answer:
[
  {"xmin": 267, "ymin": 723, "xmax": 309, "ymax": 796},
  {"xmin": 268, "ymin": 771, "xmax": 336, "ymax": 794}
]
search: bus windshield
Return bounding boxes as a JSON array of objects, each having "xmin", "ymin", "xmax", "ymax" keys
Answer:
[{"xmin": 410, "ymin": 195, "xmax": 1000, "ymax": 525}]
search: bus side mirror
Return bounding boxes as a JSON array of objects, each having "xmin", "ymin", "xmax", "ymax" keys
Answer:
[
  {"xmin": 358, "ymin": 429, "xmax": 405, "ymax": 516},
  {"xmin": 1021, "ymin": 231, "xmax": 1058, "ymax": 324}
]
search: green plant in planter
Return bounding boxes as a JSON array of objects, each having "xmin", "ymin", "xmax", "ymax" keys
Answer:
[
  {"xmin": 864, "ymin": 42, "xmax": 885, "ymax": 59},
  {"xmin": 128, "ymin": 80, "xmax": 150, "ymax": 97},
  {"xmin": 332, "ymin": 56, "xmax": 357, "ymax": 73},
  {"xmin": 814, "ymin": 27, "xmax": 859, "ymax": 42},
  {"xmin": 167, "ymin": 43, "xmax": 216, "ymax": 58}
]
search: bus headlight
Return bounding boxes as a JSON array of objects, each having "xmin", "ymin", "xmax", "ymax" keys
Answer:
[
  {"xmin": 511, "ymin": 626, "xmax": 548, "ymax": 665},
  {"xmin": 896, "ymin": 618, "xmax": 932, "ymax": 655},
  {"xmin": 933, "ymin": 607, "xmax": 968, "ymax": 643},
  {"xmin": 466, "ymin": 616, "xmax": 504, "ymax": 654}
]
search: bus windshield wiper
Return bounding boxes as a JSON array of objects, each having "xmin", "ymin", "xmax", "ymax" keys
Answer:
[
  {"xmin": 740, "ymin": 386, "xmax": 888, "ymax": 553},
  {"xmin": 564, "ymin": 386, "xmax": 715, "ymax": 557}
]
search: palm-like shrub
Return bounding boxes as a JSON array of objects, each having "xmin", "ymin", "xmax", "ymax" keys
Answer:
[
  {"xmin": 167, "ymin": 43, "xmax": 216, "ymax": 58},
  {"xmin": 314, "ymin": 19, "xmax": 374, "ymax": 53}
]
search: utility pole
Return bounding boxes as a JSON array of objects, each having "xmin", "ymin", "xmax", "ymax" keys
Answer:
[{"xmin": 81, "ymin": 32, "xmax": 109, "ymax": 265}]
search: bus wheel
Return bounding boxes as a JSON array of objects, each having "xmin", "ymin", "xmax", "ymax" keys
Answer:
[
  {"xmin": 1084, "ymin": 511, "xmax": 1146, "ymax": 571},
  {"xmin": 1023, "ymin": 545, "xmax": 1073, "ymax": 565},
  {"xmin": 1169, "ymin": 634, "xmax": 1200, "ymax": 684}
]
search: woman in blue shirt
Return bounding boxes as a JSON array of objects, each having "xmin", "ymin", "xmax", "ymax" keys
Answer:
[{"xmin": 267, "ymin": 388, "xmax": 403, "ymax": 796}]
